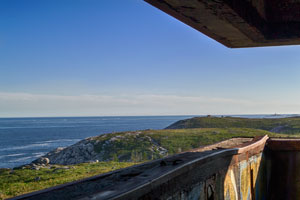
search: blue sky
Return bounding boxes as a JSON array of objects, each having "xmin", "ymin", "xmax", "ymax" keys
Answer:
[{"xmin": 1, "ymin": 0, "xmax": 300, "ymax": 117}]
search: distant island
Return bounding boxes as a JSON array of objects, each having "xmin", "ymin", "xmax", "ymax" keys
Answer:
[{"xmin": 2, "ymin": 116, "xmax": 300, "ymax": 199}]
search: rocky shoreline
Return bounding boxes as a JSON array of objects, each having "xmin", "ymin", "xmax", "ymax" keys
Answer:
[
  {"xmin": 26, "ymin": 131, "xmax": 168, "ymax": 167},
  {"xmin": 33, "ymin": 137, "xmax": 99, "ymax": 165}
]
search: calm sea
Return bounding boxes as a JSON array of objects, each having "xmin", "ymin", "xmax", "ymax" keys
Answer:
[
  {"xmin": 0, "ymin": 116, "xmax": 197, "ymax": 168},
  {"xmin": 0, "ymin": 114, "xmax": 297, "ymax": 168}
]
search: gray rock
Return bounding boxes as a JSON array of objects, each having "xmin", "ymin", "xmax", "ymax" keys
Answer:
[
  {"xmin": 34, "ymin": 157, "xmax": 50, "ymax": 165},
  {"xmin": 31, "ymin": 132, "xmax": 168, "ymax": 165},
  {"xmin": 31, "ymin": 166, "xmax": 40, "ymax": 170}
]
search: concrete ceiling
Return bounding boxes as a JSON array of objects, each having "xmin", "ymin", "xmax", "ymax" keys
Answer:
[{"xmin": 145, "ymin": 0, "xmax": 300, "ymax": 48}]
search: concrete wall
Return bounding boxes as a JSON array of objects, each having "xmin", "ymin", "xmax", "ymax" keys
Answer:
[
  {"xmin": 11, "ymin": 136, "xmax": 275, "ymax": 200},
  {"xmin": 113, "ymin": 136, "xmax": 268, "ymax": 200},
  {"xmin": 266, "ymin": 139, "xmax": 300, "ymax": 200},
  {"xmin": 155, "ymin": 153, "xmax": 265, "ymax": 200}
]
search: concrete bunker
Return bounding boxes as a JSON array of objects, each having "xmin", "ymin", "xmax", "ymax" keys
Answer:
[{"xmin": 10, "ymin": 136, "xmax": 300, "ymax": 200}]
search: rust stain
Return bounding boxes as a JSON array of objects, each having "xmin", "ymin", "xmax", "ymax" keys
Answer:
[
  {"xmin": 224, "ymin": 154, "xmax": 262, "ymax": 200},
  {"xmin": 224, "ymin": 169, "xmax": 238, "ymax": 200},
  {"xmin": 240, "ymin": 161, "xmax": 251, "ymax": 200}
]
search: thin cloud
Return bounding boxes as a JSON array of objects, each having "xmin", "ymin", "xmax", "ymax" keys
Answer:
[{"xmin": 0, "ymin": 92, "xmax": 299, "ymax": 117}]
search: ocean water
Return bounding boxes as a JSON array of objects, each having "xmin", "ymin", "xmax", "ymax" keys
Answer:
[
  {"xmin": 0, "ymin": 114, "xmax": 298, "ymax": 168},
  {"xmin": 0, "ymin": 116, "xmax": 196, "ymax": 168}
]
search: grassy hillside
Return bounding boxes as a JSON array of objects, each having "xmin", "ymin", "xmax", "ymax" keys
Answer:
[
  {"xmin": 166, "ymin": 116, "xmax": 300, "ymax": 134},
  {"xmin": 92, "ymin": 128, "xmax": 289, "ymax": 162},
  {"xmin": 0, "ymin": 162, "xmax": 135, "ymax": 199}
]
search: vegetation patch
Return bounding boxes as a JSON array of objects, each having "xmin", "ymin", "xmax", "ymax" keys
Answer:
[
  {"xmin": 166, "ymin": 116, "xmax": 300, "ymax": 134},
  {"xmin": 0, "ymin": 162, "xmax": 135, "ymax": 199},
  {"xmin": 92, "ymin": 128, "xmax": 294, "ymax": 161}
]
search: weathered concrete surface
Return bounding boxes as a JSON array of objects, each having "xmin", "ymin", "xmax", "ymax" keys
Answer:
[
  {"xmin": 266, "ymin": 138, "xmax": 300, "ymax": 200},
  {"xmin": 145, "ymin": 0, "xmax": 300, "ymax": 48},
  {"xmin": 10, "ymin": 136, "xmax": 270, "ymax": 200}
]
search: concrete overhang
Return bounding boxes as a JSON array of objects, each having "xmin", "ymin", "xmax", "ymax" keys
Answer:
[{"xmin": 145, "ymin": 0, "xmax": 300, "ymax": 48}]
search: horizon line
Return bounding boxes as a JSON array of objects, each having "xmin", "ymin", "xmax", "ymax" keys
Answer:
[{"xmin": 0, "ymin": 113, "xmax": 299, "ymax": 119}]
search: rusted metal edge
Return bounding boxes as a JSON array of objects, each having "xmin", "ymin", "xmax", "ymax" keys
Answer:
[{"xmin": 109, "ymin": 135, "xmax": 268, "ymax": 200}]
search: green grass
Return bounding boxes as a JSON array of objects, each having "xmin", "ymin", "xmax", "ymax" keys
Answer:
[
  {"xmin": 0, "ymin": 162, "xmax": 136, "ymax": 199},
  {"xmin": 166, "ymin": 116, "xmax": 300, "ymax": 134},
  {"xmin": 92, "ymin": 128, "xmax": 296, "ymax": 161}
]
